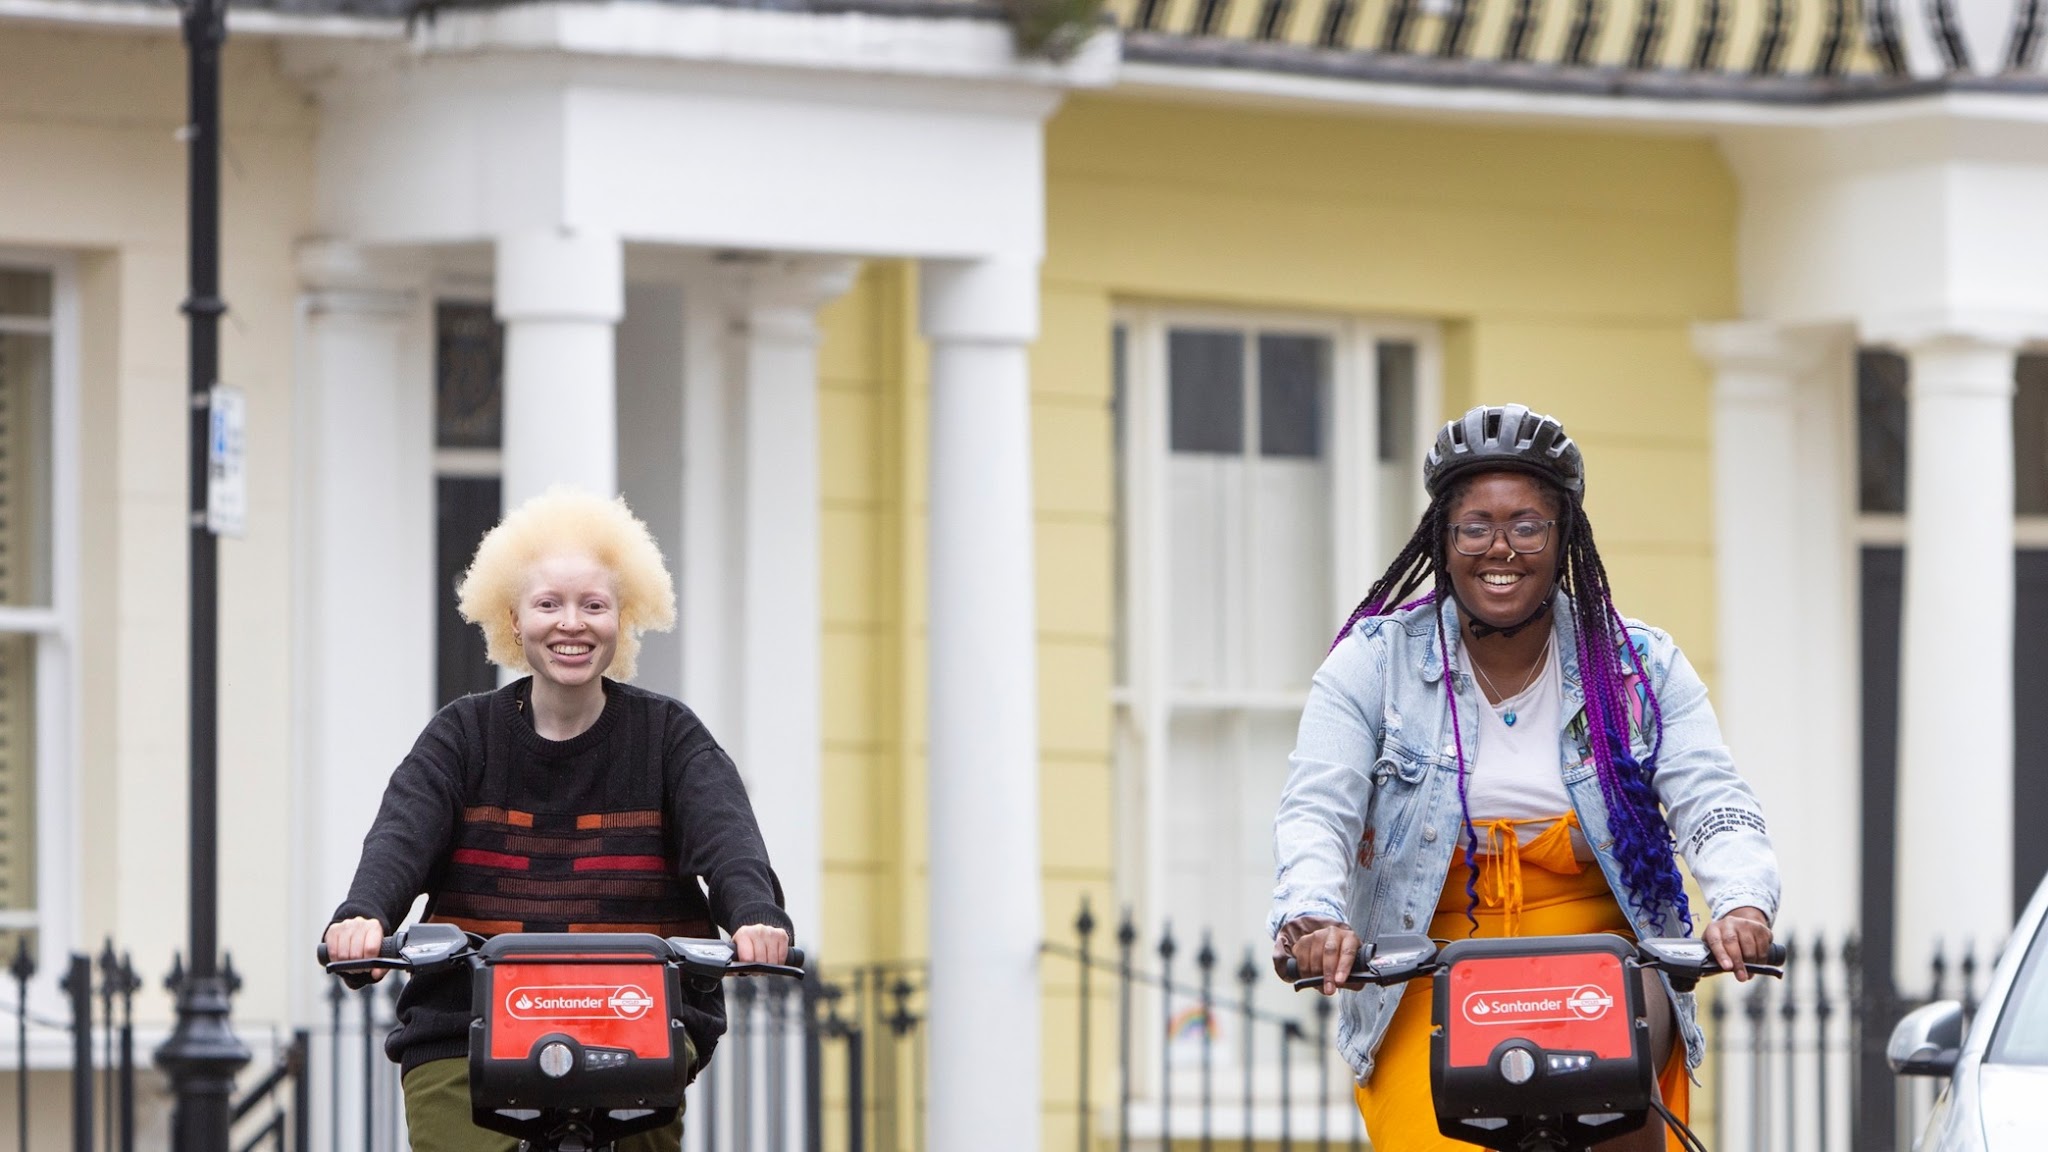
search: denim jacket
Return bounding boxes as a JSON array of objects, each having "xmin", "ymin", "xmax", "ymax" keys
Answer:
[{"xmin": 1267, "ymin": 594, "xmax": 1780, "ymax": 1082}]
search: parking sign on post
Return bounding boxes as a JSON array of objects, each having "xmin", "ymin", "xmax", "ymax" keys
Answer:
[{"xmin": 206, "ymin": 384, "xmax": 245, "ymax": 538}]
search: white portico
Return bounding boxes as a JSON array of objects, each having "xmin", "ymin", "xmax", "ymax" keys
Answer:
[
  {"xmin": 1702, "ymin": 102, "xmax": 2048, "ymax": 977},
  {"xmin": 285, "ymin": 9, "xmax": 1113, "ymax": 1150}
]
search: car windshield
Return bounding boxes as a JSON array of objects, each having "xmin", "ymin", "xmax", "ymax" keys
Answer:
[{"xmin": 1990, "ymin": 908, "xmax": 2048, "ymax": 1063}]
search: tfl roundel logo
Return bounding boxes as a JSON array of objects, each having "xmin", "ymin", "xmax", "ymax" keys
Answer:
[
  {"xmin": 609, "ymin": 985, "xmax": 654, "ymax": 1020},
  {"xmin": 1567, "ymin": 985, "xmax": 1613, "ymax": 1020}
]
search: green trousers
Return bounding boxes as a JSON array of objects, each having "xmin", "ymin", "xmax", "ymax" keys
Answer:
[{"xmin": 401, "ymin": 1058, "xmax": 685, "ymax": 1152}]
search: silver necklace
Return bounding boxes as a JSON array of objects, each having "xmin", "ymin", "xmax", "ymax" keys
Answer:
[{"xmin": 1471, "ymin": 638, "xmax": 1548, "ymax": 728}]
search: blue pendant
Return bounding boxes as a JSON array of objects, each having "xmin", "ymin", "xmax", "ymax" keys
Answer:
[{"xmin": 1504, "ymin": 711, "xmax": 1518, "ymax": 727}]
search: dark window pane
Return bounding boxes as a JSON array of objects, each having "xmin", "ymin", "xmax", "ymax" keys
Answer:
[
  {"xmin": 1378, "ymin": 341, "xmax": 1417, "ymax": 464},
  {"xmin": 2017, "ymin": 550, "xmax": 2048, "ymax": 913},
  {"xmin": 1858, "ymin": 544, "xmax": 1903, "ymax": 1104},
  {"xmin": 438, "ymin": 476, "xmax": 502, "ymax": 706},
  {"xmin": 1169, "ymin": 329, "xmax": 1244, "ymax": 455},
  {"xmin": 1258, "ymin": 334, "xmax": 1327, "ymax": 459},
  {"xmin": 0, "ymin": 269, "xmax": 50, "ymax": 319},
  {"xmin": 2018, "ymin": 356, "xmax": 2048, "ymax": 516},
  {"xmin": 1858, "ymin": 349, "xmax": 1909, "ymax": 514},
  {"xmin": 436, "ymin": 301, "xmax": 503, "ymax": 450}
]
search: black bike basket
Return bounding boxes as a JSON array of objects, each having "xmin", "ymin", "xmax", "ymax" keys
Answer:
[
  {"xmin": 1429, "ymin": 934, "xmax": 1655, "ymax": 1150},
  {"xmin": 469, "ymin": 933, "xmax": 692, "ymax": 1145}
]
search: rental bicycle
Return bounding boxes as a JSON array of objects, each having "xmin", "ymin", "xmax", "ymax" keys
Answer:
[
  {"xmin": 1285, "ymin": 933, "xmax": 1784, "ymax": 1152},
  {"xmin": 320, "ymin": 923, "xmax": 806, "ymax": 1152}
]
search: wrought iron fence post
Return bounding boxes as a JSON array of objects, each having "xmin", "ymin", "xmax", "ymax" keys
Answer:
[
  {"xmin": 324, "ymin": 978, "xmax": 341, "ymax": 1152},
  {"xmin": 62, "ymin": 953, "xmax": 92, "ymax": 1152},
  {"xmin": 819, "ymin": 979, "xmax": 862, "ymax": 1152},
  {"xmin": 1158, "ymin": 925, "xmax": 1176, "ymax": 1147},
  {"xmin": 1780, "ymin": 933, "xmax": 1798, "ymax": 1152},
  {"xmin": 735, "ymin": 975, "xmax": 758, "ymax": 1152},
  {"xmin": 98, "ymin": 941, "xmax": 114, "ymax": 1152},
  {"xmin": 357, "ymin": 976, "xmax": 382, "ymax": 1152},
  {"xmin": 2010, "ymin": 0, "xmax": 2048, "ymax": 71},
  {"xmin": 1235, "ymin": 955, "xmax": 1254, "ymax": 1152},
  {"xmin": 887, "ymin": 976, "xmax": 921, "ymax": 1152},
  {"xmin": 1077, "ymin": 901, "xmax": 1095, "ymax": 1152},
  {"xmin": 1278, "ymin": 1020, "xmax": 1301, "ymax": 1152},
  {"xmin": 1691, "ymin": 0, "xmax": 1725, "ymax": 70},
  {"xmin": 1814, "ymin": 936, "xmax": 1832, "ymax": 1152},
  {"xmin": 1745, "ymin": 972, "xmax": 1769, "ymax": 1152},
  {"xmin": 1960, "ymin": 940, "xmax": 1979, "ymax": 1022},
  {"xmin": 1314, "ymin": 997, "xmax": 1330, "ymax": 1152},
  {"xmin": 11, "ymin": 935, "xmax": 32, "ymax": 1152},
  {"xmin": 291, "ymin": 1030, "xmax": 310, "ymax": 1152},
  {"xmin": 804, "ymin": 969, "xmax": 825, "ymax": 1152},
  {"xmin": 1117, "ymin": 911, "xmax": 1134, "ymax": 1152},
  {"xmin": 768, "ymin": 980, "xmax": 789, "ymax": 1152},
  {"xmin": 1196, "ymin": 935, "xmax": 1214, "ymax": 1152},
  {"xmin": 1503, "ymin": 0, "xmax": 1538, "ymax": 60},
  {"xmin": 115, "ymin": 953, "xmax": 138, "ymax": 1152}
]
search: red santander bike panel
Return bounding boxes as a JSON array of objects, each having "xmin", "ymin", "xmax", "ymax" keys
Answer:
[
  {"xmin": 487, "ymin": 961, "xmax": 670, "ymax": 1061},
  {"xmin": 1445, "ymin": 952, "xmax": 1631, "ymax": 1067}
]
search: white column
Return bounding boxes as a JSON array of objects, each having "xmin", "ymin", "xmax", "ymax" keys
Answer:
[
  {"xmin": 291, "ymin": 241, "xmax": 433, "ymax": 1149},
  {"xmin": 679, "ymin": 272, "xmax": 741, "ymax": 736},
  {"xmin": 494, "ymin": 229, "xmax": 624, "ymax": 507},
  {"xmin": 1697, "ymin": 322, "xmax": 1858, "ymax": 939},
  {"xmin": 921, "ymin": 256, "xmax": 1042, "ymax": 1152},
  {"xmin": 728, "ymin": 257, "xmax": 858, "ymax": 952},
  {"xmin": 1893, "ymin": 328, "xmax": 2018, "ymax": 975}
]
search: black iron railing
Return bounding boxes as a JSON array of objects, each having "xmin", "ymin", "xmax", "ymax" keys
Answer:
[
  {"xmin": 0, "ymin": 938, "xmax": 309, "ymax": 1152},
  {"xmin": 1050, "ymin": 901, "xmax": 2002, "ymax": 1152},
  {"xmin": 1112, "ymin": 0, "xmax": 2048, "ymax": 101},
  {"xmin": 1046, "ymin": 902, "xmax": 1365, "ymax": 1152}
]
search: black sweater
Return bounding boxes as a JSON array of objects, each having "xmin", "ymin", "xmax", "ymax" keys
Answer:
[{"xmin": 331, "ymin": 679, "xmax": 792, "ymax": 1075}]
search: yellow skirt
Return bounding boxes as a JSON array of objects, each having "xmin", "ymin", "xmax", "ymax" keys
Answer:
[{"xmin": 1354, "ymin": 820, "xmax": 1689, "ymax": 1151}]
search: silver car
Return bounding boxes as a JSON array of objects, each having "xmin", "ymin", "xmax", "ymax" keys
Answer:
[{"xmin": 1891, "ymin": 875, "xmax": 2048, "ymax": 1150}]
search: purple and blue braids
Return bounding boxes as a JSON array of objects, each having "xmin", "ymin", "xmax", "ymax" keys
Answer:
[{"xmin": 1329, "ymin": 479, "xmax": 1693, "ymax": 937}]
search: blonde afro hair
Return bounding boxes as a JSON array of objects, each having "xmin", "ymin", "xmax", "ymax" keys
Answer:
[{"xmin": 456, "ymin": 486, "xmax": 677, "ymax": 682}]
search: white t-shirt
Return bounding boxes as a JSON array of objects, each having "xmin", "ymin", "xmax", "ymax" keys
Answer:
[{"xmin": 1466, "ymin": 632, "xmax": 1588, "ymax": 855}]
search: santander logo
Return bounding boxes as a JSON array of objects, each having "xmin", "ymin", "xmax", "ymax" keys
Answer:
[
  {"xmin": 1461, "ymin": 983, "xmax": 1615, "ymax": 1026},
  {"xmin": 506, "ymin": 984, "xmax": 657, "ymax": 1021}
]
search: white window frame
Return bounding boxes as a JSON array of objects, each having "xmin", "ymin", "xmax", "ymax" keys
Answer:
[
  {"xmin": 0, "ymin": 250, "xmax": 82, "ymax": 1032},
  {"xmin": 1110, "ymin": 304, "xmax": 1438, "ymax": 1119}
]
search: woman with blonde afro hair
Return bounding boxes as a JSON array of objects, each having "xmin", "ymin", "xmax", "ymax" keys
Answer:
[
  {"xmin": 323, "ymin": 487, "xmax": 793, "ymax": 1152},
  {"xmin": 456, "ymin": 486, "xmax": 677, "ymax": 682}
]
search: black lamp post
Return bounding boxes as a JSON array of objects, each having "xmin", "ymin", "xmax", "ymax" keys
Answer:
[{"xmin": 153, "ymin": 0, "xmax": 251, "ymax": 1143}]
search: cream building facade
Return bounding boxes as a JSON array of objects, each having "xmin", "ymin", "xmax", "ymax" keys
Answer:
[{"xmin": 2, "ymin": 0, "xmax": 2048, "ymax": 1150}]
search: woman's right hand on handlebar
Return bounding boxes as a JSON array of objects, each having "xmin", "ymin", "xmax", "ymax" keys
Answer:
[
  {"xmin": 324, "ymin": 917, "xmax": 387, "ymax": 981},
  {"xmin": 1275, "ymin": 916, "xmax": 1362, "ymax": 996}
]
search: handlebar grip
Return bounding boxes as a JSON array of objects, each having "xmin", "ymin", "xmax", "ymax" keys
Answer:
[
  {"xmin": 786, "ymin": 947, "xmax": 806, "ymax": 971},
  {"xmin": 1760, "ymin": 943, "xmax": 1787, "ymax": 967},
  {"xmin": 316, "ymin": 942, "xmax": 329, "ymax": 965}
]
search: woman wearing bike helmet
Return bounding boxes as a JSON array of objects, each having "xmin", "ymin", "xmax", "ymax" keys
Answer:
[
  {"xmin": 1270, "ymin": 405, "xmax": 1780, "ymax": 1151},
  {"xmin": 322, "ymin": 487, "xmax": 792, "ymax": 1152}
]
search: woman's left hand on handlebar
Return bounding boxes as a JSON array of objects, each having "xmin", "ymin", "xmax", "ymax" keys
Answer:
[
  {"xmin": 731, "ymin": 924, "xmax": 790, "ymax": 965},
  {"xmin": 1703, "ymin": 906, "xmax": 1772, "ymax": 982}
]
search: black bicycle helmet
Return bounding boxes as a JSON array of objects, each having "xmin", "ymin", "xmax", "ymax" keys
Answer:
[{"xmin": 1422, "ymin": 404, "xmax": 1584, "ymax": 498}]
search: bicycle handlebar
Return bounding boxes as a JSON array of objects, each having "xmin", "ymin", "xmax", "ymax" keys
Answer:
[
  {"xmin": 318, "ymin": 926, "xmax": 806, "ymax": 982},
  {"xmin": 1281, "ymin": 934, "xmax": 1786, "ymax": 993}
]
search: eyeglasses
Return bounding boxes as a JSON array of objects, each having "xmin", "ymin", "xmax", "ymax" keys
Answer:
[{"xmin": 1448, "ymin": 520, "xmax": 1556, "ymax": 556}]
